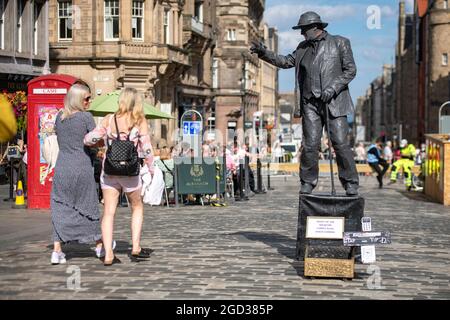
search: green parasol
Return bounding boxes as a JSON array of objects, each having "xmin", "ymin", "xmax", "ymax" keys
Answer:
[{"xmin": 88, "ymin": 90, "xmax": 173, "ymax": 119}]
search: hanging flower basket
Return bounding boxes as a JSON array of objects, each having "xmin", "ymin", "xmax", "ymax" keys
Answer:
[{"xmin": 1, "ymin": 90, "xmax": 27, "ymax": 133}]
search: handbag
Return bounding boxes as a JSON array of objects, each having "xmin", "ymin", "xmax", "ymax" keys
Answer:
[{"xmin": 103, "ymin": 115, "xmax": 140, "ymax": 176}]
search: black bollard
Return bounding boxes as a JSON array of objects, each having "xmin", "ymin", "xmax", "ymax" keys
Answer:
[
  {"xmin": 235, "ymin": 163, "xmax": 245, "ymax": 201},
  {"xmin": 267, "ymin": 161, "xmax": 274, "ymax": 190},
  {"xmin": 255, "ymin": 158, "xmax": 266, "ymax": 194},
  {"xmin": 244, "ymin": 156, "xmax": 250, "ymax": 200}
]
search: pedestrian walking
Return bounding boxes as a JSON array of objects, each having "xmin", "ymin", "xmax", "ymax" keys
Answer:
[
  {"xmin": 390, "ymin": 139, "xmax": 416, "ymax": 191},
  {"xmin": 383, "ymin": 141, "xmax": 393, "ymax": 164},
  {"xmin": 367, "ymin": 138, "xmax": 389, "ymax": 188},
  {"xmin": 50, "ymin": 83, "xmax": 102, "ymax": 265},
  {"xmin": 84, "ymin": 87, "xmax": 155, "ymax": 266},
  {"xmin": 354, "ymin": 142, "xmax": 366, "ymax": 164}
]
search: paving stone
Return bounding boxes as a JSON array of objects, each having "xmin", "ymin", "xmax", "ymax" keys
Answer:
[{"xmin": 0, "ymin": 176, "xmax": 449, "ymax": 299}]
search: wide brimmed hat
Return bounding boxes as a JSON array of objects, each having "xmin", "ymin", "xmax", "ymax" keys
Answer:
[{"xmin": 292, "ymin": 11, "xmax": 328, "ymax": 30}]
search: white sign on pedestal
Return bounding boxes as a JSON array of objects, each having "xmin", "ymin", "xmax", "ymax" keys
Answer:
[
  {"xmin": 306, "ymin": 217, "xmax": 345, "ymax": 239},
  {"xmin": 361, "ymin": 245, "xmax": 376, "ymax": 264}
]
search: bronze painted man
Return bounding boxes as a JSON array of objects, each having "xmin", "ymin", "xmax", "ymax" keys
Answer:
[{"xmin": 251, "ymin": 11, "xmax": 359, "ymax": 196}]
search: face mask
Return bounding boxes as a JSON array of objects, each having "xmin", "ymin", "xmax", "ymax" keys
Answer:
[{"xmin": 302, "ymin": 27, "xmax": 318, "ymax": 41}]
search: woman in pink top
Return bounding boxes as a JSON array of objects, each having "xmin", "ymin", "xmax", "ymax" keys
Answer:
[{"xmin": 85, "ymin": 87, "xmax": 155, "ymax": 266}]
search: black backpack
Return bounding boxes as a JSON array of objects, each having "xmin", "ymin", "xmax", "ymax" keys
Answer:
[{"xmin": 103, "ymin": 115, "xmax": 140, "ymax": 176}]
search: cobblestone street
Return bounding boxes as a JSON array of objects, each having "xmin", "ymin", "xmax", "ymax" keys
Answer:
[{"xmin": 0, "ymin": 175, "xmax": 449, "ymax": 300}]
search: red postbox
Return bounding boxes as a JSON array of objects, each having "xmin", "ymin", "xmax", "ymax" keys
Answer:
[{"xmin": 27, "ymin": 74, "xmax": 80, "ymax": 209}]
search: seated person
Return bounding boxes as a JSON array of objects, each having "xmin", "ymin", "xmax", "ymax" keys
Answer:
[{"xmin": 154, "ymin": 147, "xmax": 174, "ymax": 189}]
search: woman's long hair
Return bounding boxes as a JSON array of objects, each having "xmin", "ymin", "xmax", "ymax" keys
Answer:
[
  {"xmin": 116, "ymin": 87, "xmax": 145, "ymax": 128},
  {"xmin": 61, "ymin": 84, "xmax": 90, "ymax": 120}
]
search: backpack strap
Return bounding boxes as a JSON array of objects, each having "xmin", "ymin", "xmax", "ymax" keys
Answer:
[
  {"xmin": 113, "ymin": 114, "xmax": 135, "ymax": 142},
  {"xmin": 113, "ymin": 114, "xmax": 121, "ymax": 140}
]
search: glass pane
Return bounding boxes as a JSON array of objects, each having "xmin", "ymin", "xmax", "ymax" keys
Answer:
[
  {"xmin": 113, "ymin": 17, "xmax": 119, "ymax": 38},
  {"xmin": 67, "ymin": 20, "xmax": 72, "ymax": 38},
  {"xmin": 59, "ymin": 19, "xmax": 66, "ymax": 38}
]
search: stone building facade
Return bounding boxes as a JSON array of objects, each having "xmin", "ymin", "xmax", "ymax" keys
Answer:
[
  {"xmin": 420, "ymin": 0, "xmax": 450, "ymax": 135},
  {"xmin": 394, "ymin": 1, "xmax": 419, "ymax": 144},
  {"xmin": 395, "ymin": 0, "xmax": 450, "ymax": 143},
  {"xmin": 213, "ymin": 0, "xmax": 265, "ymax": 145},
  {"xmin": 48, "ymin": 0, "xmax": 278, "ymax": 147},
  {"xmin": 48, "ymin": 0, "xmax": 205, "ymax": 146},
  {"xmin": 0, "ymin": 0, "xmax": 50, "ymax": 92},
  {"xmin": 258, "ymin": 23, "xmax": 278, "ymax": 146},
  {"xmin": 358, "ymin": 0, "xmax": 450, "ymax": 146}
]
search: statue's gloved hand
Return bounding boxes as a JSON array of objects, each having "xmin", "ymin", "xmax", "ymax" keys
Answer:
[
  {"xmin": 321, "ymin": 87, "xmax": 335, "ymax": 103},
  {"xmin": 250, "ymin": 41, "xmax": 267, "ymax": 57}
]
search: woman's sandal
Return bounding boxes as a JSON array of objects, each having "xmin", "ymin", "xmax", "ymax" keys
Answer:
[
  {"xmin": 129, "ymin": 248, "xmax": 153, "ymax": 261},
  {"xmin": 103, "ymin": 256, "xmax": 121, "ymax": 266}
]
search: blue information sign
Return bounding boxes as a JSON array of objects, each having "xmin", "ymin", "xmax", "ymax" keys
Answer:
[{"xmin": 182, "ymin": 121, "xmax": 201, "ymax": 135}]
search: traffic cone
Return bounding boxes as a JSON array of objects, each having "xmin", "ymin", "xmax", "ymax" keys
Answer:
[{"xmin": 12, "ymin": 180, "xmax": 26, "ymax": 209}]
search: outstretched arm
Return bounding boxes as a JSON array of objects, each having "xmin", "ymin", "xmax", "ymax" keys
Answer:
[
  {"xmin": 260, "ymin": 50, "xmax": 296, "ymax": 69},
  {"xmin": 250, "ymin": 41, "xmax": 296, "ymax": 69},
  {"xmin": 84, "ymin": 115, "xmax": 109, "ymax": 146}
]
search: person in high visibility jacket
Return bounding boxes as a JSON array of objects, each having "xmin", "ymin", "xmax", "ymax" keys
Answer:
[{"xmin": 390, "ymin": 139, "xmax": 416, "ymax": 190}]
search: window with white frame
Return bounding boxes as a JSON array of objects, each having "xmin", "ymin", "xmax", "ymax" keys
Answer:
[
  {"xmin": 104, "ymin": 0, "xmax": 119, "ymax": 40},
  {"xmin": 33, "ymin": 1, "xmax": 43, "ymax": 55},
  {"xmin": 132, "ymin": 0, "xmax": 143, "ymax": 40},
  {"xmin": 226, "ymin": 29, "xmax": 236, "ymax": 41},
  {"xmin": 58, "ymin": 0, "xmax": 72, "ymax": 41},
  {"xmin": 212, "ymin": 58, "xmax": 219, "ymax": 88},
  {"xmin": 0, "ymin": 0, "xmax": 5, "ymax": 50},
  {"xmin": 443, "ymin": 53, "xmax": 448, "ymax": 66},
  {"xmin": 194, "ymin": 1, "xmax": 203, "ymax": 22},
  {"xmin": 17, "ymin": 0, "xmax": 26, "ymax": 52},
  {"xmin": 163, "ymin": 8, "xmax": 170, "ymax": 44}
]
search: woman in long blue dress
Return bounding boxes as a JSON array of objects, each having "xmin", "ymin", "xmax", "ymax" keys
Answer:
[{"xmin": 50, "ymin": 84, "xmax": 102, "ymax": 265}]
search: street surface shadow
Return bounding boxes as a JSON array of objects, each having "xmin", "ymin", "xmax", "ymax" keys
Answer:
[
  {"xmin": 397, "ymin": 189, "xmax": 438, "ymax": 204},
  {"xmin": 45, "ymin": 240, "xmax": 132, "ymax": 260},
  {"xmin": 232, "ymin": 231, "xmax": 297, "ymax": 259}
]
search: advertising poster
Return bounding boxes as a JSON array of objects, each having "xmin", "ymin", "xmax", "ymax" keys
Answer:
[{"xmin": 38, "ymin": 106, "xmax": 59, "ymax": 185}]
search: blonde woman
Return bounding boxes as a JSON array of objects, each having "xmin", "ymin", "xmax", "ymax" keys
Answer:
[
  {"xmin": 84, "ymin": 87, "xmax": 155, "ymax": 266},
  {"xmin": 50, "ymin": 84, "xmax": 102, "ymax": 265}
]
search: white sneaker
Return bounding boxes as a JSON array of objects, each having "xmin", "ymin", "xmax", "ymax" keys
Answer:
[
  {"xmin": 51, "ymin": 251, "xmax": 66, "ymax": 265},
  {"xmin": 95, "ymin": 240, "xmax": 116, "ymax": 258}
]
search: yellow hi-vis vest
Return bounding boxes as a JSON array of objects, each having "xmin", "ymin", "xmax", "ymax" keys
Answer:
[{"xmin": 400, "ymin": 144, "xmax": 416, "ymax": 160}]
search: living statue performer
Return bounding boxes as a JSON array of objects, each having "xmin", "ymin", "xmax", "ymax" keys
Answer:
[{"xmin": 250, "ymin": 11, "xmax": 359, "ymax": 196}]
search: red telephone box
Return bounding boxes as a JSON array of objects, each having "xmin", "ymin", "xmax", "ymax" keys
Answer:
[{"xmin": 27, "ymin": 74, "xmax": 80, "ymax": 209}]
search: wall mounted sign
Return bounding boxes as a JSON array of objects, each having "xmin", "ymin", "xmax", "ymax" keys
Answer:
[{"xmin": 32, "ymin": 88, "xmax": 67, "ymax": 95}]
